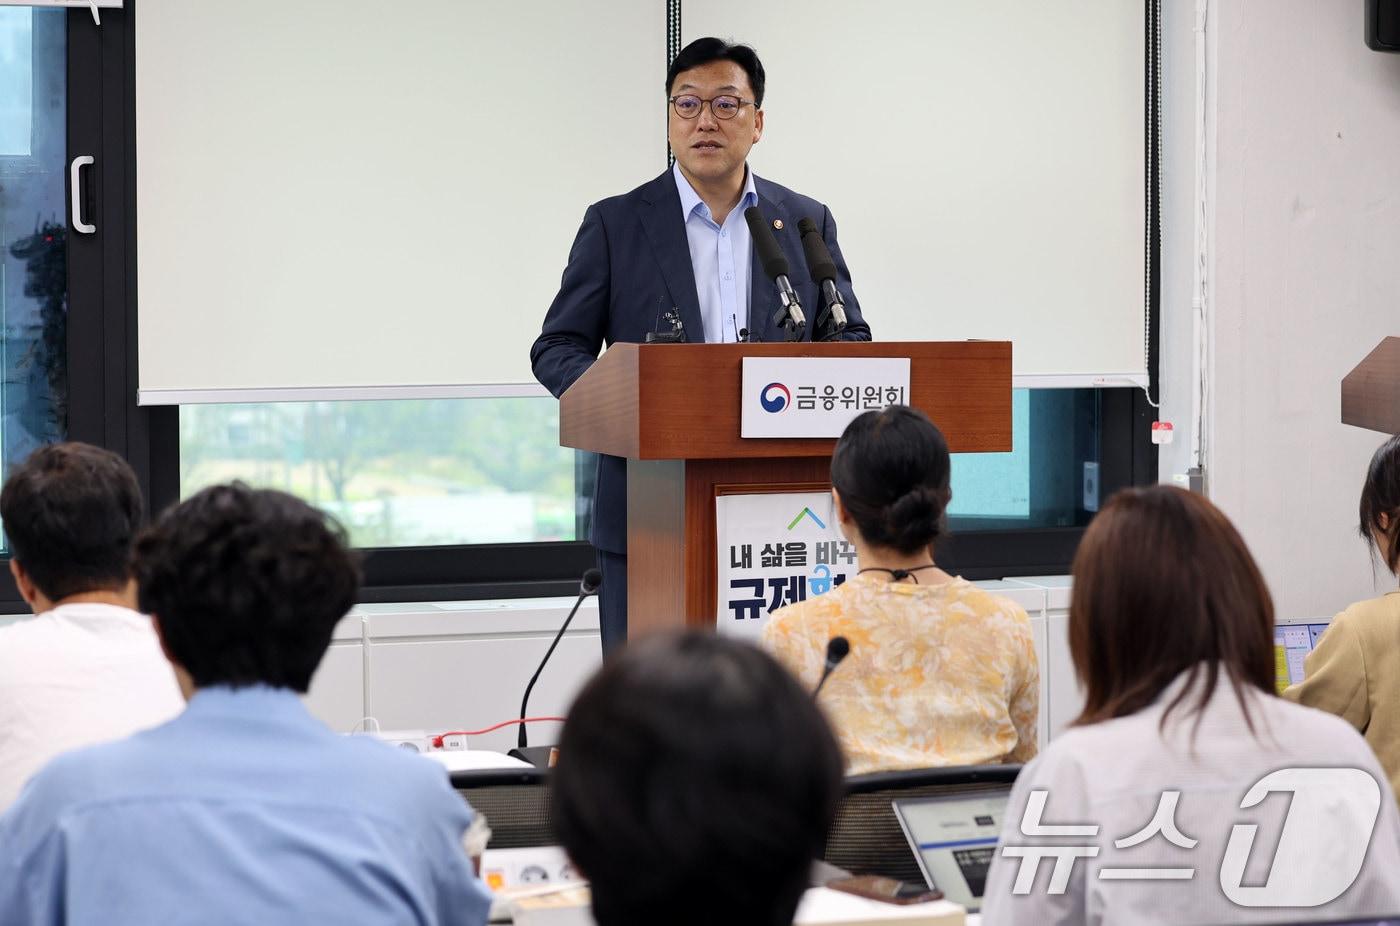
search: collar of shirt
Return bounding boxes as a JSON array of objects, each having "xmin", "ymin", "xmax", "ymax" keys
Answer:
[
  {"xmin": 672, "ymin": 160, "xmax": 758, "ymax": 225},
  {"xmin": 183, "ymin": 684, "xmax": 319, "ymax": 730},
  {"xmin": 44, "ymin": 601, "xmax": 150, "ymax": 624},
  {"xmin": 845, "ymin": 570, "xmax": 966, "ymax": 596}
]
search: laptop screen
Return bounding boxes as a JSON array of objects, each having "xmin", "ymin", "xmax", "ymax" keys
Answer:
[
  {"xmin": 892, "ymin": 788, "xmax": 1012, "ymax": 912},
  {"xmin": 1273, "ymin": 622, "xmax": 1333, "ymax": 691}
]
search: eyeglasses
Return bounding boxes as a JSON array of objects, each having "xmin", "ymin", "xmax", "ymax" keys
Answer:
[{"xmin": 669, "ymin": 94, "xmax": 755, "ymax": 120}]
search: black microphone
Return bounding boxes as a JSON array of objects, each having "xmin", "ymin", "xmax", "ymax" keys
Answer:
[
  {"xmin": 515, "ymin": 568, "xmax": 602, "ymax": 752},
  {"xmin": 797, "ymin": 217, "xmax": 849, "ymax": 339},
  {"xmin": 744, "ymin": 206, "xmax": 807, "ymax": 336},
  {"xmin": 645, "ymin": 303, "xmax": 686, "ymax": 343},
  {"xmin": 813, "ymin": 636, "xmax": 851, "ymax": 697}
]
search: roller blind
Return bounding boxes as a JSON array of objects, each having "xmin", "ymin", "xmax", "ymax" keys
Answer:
[
  {"xmin": 136, "ymin": 0, "xmax": 666, "ymax": 403},
  {"xmin": 685, "ymin": 0, "xmax": 1147, "ymax": 385},
  {"xmin": 136, "ymin": 0, "xmax": 1144, "ymax": 404}
]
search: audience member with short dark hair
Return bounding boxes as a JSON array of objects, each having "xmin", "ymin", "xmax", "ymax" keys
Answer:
[
  {"xmin": 982, "ymin": 485, "xmax": 1400, "ymax": 923},
  {"xmin": 0, "ymin": 442, "xmax": 182, "ymax": 810},
  {"xmin": 0, "ymin": 483, "xmax": 492, "ymax": 925},
  {"xmin": 552, "ymin": 632, "xmax": 843, "ymax": 926},
  {"xmin": 1285, "ymin": 433, "xmax": 1400, "ymax": 801},
  {"xmin": 763, "ymin": 405, "xmax": 1038, "ymax": 773}
]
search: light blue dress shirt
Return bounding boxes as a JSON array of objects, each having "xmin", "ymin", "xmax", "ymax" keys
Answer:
[
  {"xmin": 0, "ymin": 685, "xmax": 493, "ymax": 926},
  {"xmin": 673, "ymin": 161, "xmax": 758, "ymax": 343}
]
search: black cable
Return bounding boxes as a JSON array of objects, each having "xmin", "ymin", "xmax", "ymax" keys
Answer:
[
  {"xmin": 666, "ymin": 1, "xmax": 682, "ymax": 167},
  {"xmin": 1144, "ymin": 0, "xmax": 1163, "ymax": 409}
]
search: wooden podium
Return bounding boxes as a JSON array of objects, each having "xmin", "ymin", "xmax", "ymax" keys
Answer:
[
  {"xmin": 1343, "ymin": 336, "xmax": 1400, "ymax": 434},
  {"xmin": 559, "ymin": 341, "xmax": 1012, "ymax": 635}
]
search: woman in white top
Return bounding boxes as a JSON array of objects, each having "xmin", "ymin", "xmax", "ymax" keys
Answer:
[{"xmin": 981, "ymin": 485, "xmax": 1400, "ymax": 925}]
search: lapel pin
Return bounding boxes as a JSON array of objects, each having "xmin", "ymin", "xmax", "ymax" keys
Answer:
[{"xmin": 773, "ymin": 219, "xmax": 784, "ymax": 230}]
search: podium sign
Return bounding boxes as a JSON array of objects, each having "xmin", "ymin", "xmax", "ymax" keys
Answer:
[
  {"xmin": 740, "ymin": 357, "xmax": 911, "ymax": 438},
  {"xmin": 715, "ymin": 491, "xmax": 861, "ymax": 637}
]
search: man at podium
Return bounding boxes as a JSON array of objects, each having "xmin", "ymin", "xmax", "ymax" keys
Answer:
[{"xmin": 531, "ymin": 37, "xmax": 871, "ymax": 651}]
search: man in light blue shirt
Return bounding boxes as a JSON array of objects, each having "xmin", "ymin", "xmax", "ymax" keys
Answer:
[
  {"xmin": 0, "ymin": 485, "xmax": 493, "ymax": 926},
  {"xmin": 533, "ymin": 37, "xmax": 872, "ymax": 651}
]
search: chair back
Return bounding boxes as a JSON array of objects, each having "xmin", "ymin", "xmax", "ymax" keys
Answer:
[
  {"xmin": 456, "ymin": 763, "xmax": 1022, "ymax": 876},
  {"xmin": 824, "ymin": 764, "xmax": 1022, "ymax": 883},
  {"xmin": 452, "ymin": 767, "xmax": 554, "ymax": 849}
]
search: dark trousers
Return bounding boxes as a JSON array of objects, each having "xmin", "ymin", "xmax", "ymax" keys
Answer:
[{"xmin": 596, "ymin": 549, "xmax": 628, "ymax": 654}]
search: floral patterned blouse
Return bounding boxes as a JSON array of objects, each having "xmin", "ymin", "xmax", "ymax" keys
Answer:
[{"xmin": 761, "ymin": 572, "xmax": 1039, "ymax": 775}]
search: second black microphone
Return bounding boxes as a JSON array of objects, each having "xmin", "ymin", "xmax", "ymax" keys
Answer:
[{"xmin": 743, "ymin": 206, "xmax": 807, "ymax": 336}]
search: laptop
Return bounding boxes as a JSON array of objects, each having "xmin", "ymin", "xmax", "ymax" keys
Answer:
[{"xmin": 892, "ymin": 787, "xmax": 1013, "ymax": 913}]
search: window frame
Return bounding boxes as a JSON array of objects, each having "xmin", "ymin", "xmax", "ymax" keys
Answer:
[
  {"xmin": 0, "ymin": 7, "xmax": 175, "ymax": 611},
  {"xmin": 0, "ymin": 0, "xmax": 1161, "ymax": 611}
]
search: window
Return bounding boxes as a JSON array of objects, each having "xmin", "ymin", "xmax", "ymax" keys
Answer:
[
  {"xmin": 178, "ymin": 390, "xmax": 1120, "ymax": 541},
  {"xmin": 176, "ymin": 384, "xmax": 1150, "ymax": 591},
  {"xmin": 0, "ymin": 8, "xmax": 69, "ymax": 518},
  {"xmin": 155, "ymin": 0, "xmax": 1161, "ymax": 597},
  {"xmin": 179, "ymin": 398, "xmax": 581, "ymax": 548},
  {"xmin": 949, "ymin": 388, "xmax": 1103, "ymax": 531}
]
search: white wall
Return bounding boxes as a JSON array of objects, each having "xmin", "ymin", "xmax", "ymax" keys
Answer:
[
  {"xmin": 987, "ymin": 577, "xmax": 1081, "ymax": 744},
  {"xmin": 304, "ymin": 599, "xmax": 603, "ymax": 755},
  {"xmin": 1161, "ymin": 0, "xmax": 1400, "ymax": 618}
]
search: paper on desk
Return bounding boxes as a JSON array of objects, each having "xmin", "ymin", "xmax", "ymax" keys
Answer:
[
  {"xmin": 794, "ymin": 887, "xmax": 965, "ymax": 926},
  {"xmin": 422, "ymin": 749, "xmax": 533, "ymax": 772},
  {"xmin": 508, "ymin": 884, "xmax": 595, "ymax": 926}
]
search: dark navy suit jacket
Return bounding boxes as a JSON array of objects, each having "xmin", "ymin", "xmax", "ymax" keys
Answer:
[{"xmin": 530, "ymin": 169, "xmax": 871, "ymax": 554}]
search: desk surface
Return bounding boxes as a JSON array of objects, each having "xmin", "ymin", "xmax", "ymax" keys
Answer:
[{"xmin": 499, "ymin": 884, "xmax": 966, "ymax": 925}]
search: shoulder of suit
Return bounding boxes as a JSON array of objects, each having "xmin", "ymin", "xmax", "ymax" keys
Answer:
[
  {"xmin": 1334, "ymin": 590, "xmax": 1400, "ymax": 636},
  {"xmin": 587, "ymin": 171, "xmax": 829, "ymax": 213},
  {"xmin": 754, "ymin": 175, "xmax": 827, "ymax": 213},
  {"xmin": 587, "ymin": 171, "xmax": 673, "ymax": 215}
]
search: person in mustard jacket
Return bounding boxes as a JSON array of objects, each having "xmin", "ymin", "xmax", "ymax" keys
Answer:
[{"xmin": 1285, "ymin": 433, "xmax": 1400, "ymax": 801}]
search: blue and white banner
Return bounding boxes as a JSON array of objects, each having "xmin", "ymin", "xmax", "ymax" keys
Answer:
[
  {"xmin": 715, "ymin": 491, "xmax": 861, "ymax": 639},
  {"xmin": 740, "ymin": 356, "xmax": 911, "ymax": 438}
]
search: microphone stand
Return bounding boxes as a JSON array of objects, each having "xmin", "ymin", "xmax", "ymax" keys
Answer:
[
  {"xmin": 797, "ymin": 217, "xmax": 849, "ymax": 342},
  {"xmin": 508, "ymin": 570, "xmax": 601, "ymax": 766},
  {"xmin": 771, "ymin": 302, "xmax": 806, "ymax": 342},
  {"xmin": 814, "ymin": 286, "xmax": 849, "ymax": 342}
]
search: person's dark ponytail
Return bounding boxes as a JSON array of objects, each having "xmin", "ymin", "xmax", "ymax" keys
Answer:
[
  {"xmin": 1360, "ymin": 434, "xmax": 1400, "ymax": 574},
  {"xmin": 830, "ymin": 406, "xmax": 952, "ymax": 555}
]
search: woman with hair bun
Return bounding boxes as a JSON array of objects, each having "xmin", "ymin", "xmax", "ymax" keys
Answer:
[{"xmin": 762, "ymin": 405, "xmax": 1038, "ymax": 774}]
